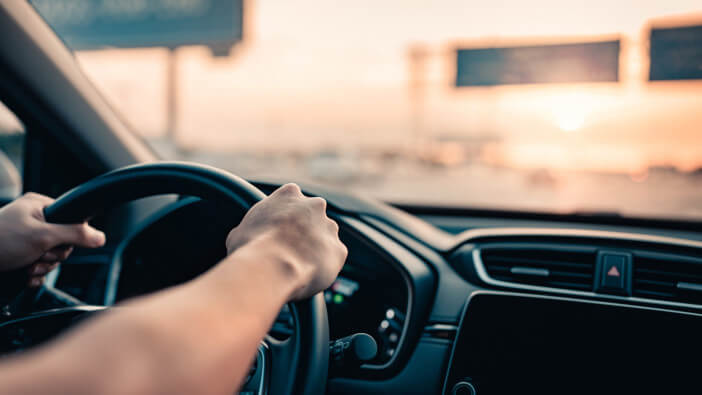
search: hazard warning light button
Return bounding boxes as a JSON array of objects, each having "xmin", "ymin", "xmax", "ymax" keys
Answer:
[{"xmin": 595, "ymin": 252, "xmax": 632, "ymax": 295}]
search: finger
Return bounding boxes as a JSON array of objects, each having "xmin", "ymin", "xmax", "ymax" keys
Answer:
[
  {"xmin": 337, "ymin": 240, "xmax": 349, "ymax": 262},
  {"xmin": 326, "ymin": 217, "xmax": 339, "ymax": 234},
  {"xmin": 22, "ymin": 192, "xmax": 54, "ymax": 205},
  {"xmin": 28, "ymin": 262, "xmax": 59, "ymax": 277},
  {"xmin": 274, "ymin": 183, "xmax": 303, "ymax": 197},
  {"xmin": 27, "ymin": 262, "xmax": 40, "ymax": 275},
  {"xmin": 38, "ymin": 246, "xmax": 74, "ymax": 262},
  {"xmin": 42, "ymin": 262, "xmax": 60, "ymax": 275},
  {"xmin": 308, "ymin": 196, "xmax": 327, "ymax": 212},
  {"xmin": 27, "ymin": 276, "xmax": 44, "ymax": 288},
  {"xmin": 41, "ymin": 223, "xmax": 106, "ymax": 249}
]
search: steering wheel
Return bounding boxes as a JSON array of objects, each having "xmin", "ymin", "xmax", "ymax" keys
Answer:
[{"xmin": 0, "ymin": 162, "xmax": 329, "ymax": 395}]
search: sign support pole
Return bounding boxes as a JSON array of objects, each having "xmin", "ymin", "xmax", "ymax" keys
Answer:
[
  {"xmin": 408, "ymin": 45, "xmax": 427, "ymax": 145},
  {"xmin": 166, "ymin": 47, "xmax": 178, "ymax": 142}
]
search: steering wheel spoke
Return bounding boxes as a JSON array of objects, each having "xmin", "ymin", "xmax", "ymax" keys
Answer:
[
  {"xmin": 0, "ymin": 303, "xmax": 107, "ymax": 355},
  {"xmin": 238, "ymin": 342, "xmax": 271, "ymax": 395}
]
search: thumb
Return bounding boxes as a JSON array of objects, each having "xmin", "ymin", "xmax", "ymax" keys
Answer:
[{"xmin": 42, "ymin": 223, "xmax": 106, "ymax": 249}]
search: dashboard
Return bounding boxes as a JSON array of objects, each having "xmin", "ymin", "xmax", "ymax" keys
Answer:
[
  {"xmin": 103, "ymin": 198, "xmax": 428, "ymax": 375},
  {"xmin": 44, "ymin": 185, "xmax": 702, "ymax": 395}
]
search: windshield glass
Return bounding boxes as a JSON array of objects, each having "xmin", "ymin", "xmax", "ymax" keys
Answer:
[{"xmin": 31, "ymin": 0, "xmax": 702, "ymax": 221}]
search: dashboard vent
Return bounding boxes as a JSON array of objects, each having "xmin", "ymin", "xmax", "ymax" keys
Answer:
[
  {"xmin": 481, "ymin": 247, "xmax": 596, "ymax": 291},
  {"xmin": 633, "ymin": 253, "xmax": 702, "ymax": 305}
]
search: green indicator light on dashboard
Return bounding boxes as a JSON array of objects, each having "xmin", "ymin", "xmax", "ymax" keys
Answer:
[{"xmin": 333, "ymin": 294, "xmax": 344, "ymax": 304}]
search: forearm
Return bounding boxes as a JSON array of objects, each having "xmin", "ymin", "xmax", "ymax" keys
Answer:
[{"xmin": 0, "ymin": 240, "xmax": 299, "ymax": 394}]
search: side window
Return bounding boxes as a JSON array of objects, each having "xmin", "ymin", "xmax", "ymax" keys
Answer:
[{"xmin": 0, "ymin": 100, "xmax": 24, "ymax": 199}]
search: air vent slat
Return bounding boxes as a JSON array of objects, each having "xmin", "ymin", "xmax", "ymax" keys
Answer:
[
  {"xmin": 636, "ymin": 268, "xmax": 702, "ymax": 283},
  {"xmin": 633, "ymin": 254, "xmax": 702, "ymax": 305},
  {"xmin": 510, "ymin": 267, "xmax": 549, "ymax": 277},
  {"xmin": 547, "ymin": 281, "xmax": 591, "ymax": 290},
  {"xmin": 550, "ymin": 271, "xmax": 591, "ymax": 279},
  {"xmin": 481, "ymin": 247, "xmax": 596, "ymax": 292},
  {"xmin": 634, "ymin": 278, "xmax": 674, "ymax": 287},
  {"xmin": 632, "ymin": 289, "xmax": 676, "ymax": 299},
  {"xmin": 677, "ymin": 282, "xmax": 702, "ymax": 292},
  {"xmin": 483, "ymin": 255, "xmax": 592, "ymax": 270}
]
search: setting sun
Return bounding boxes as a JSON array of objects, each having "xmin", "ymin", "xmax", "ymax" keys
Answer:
[
  {"xmin": 554, "ymin": 111, "xmax": 586, "ymax": 132},
  {"xmin": 548, "ymin": 92, "xmax": 595, "ymax": 133}
]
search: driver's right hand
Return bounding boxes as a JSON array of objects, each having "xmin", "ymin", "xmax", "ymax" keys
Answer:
[{"xmin": 224, "ymin": 183, "xmax": 347, "ymax": 301}]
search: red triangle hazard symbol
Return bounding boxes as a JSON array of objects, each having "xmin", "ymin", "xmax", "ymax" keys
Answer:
[{"xmin": 607, "ymin": 265, "xmax": 620, "ymax": 277}]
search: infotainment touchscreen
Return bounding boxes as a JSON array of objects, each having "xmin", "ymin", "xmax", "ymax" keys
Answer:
[{"xmin": 443, "ymin": 292, "xmax": 702, "ymax": 395}]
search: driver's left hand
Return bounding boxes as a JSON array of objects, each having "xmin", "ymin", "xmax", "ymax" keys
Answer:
[{"xmin": 0, "ymin": 193, "xmax": 106, "ymax": 287}]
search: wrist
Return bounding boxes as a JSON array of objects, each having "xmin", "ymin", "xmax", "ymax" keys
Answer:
[{"xmin": 203, "ymin": 232, "xmax": 306, "ymax": 304}]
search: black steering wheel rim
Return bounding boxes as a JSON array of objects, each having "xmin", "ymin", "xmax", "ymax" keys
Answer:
[
  {"xmin": 40, "ymin": 161, "xmax": 329, "ymax": 395},
  {"xmin": 44, "ymin": 161, "xmax": 265, "ymax": 223}
]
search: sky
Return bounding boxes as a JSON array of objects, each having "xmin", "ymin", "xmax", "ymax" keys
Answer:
[{"xmin": 66, "ymin": 0, "xmax": 702, "ymax": 173}]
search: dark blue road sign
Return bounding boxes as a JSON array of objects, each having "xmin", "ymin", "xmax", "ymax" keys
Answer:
[
  {"xmin": 455, "ymin": 40, "xmax": 620, "ymax": 86},
  {"xmin": 650, "ymin": 24, "xmax": 702, "ymax": 81},
  {"xmin": 31, "ymin": 0, "xmax": 243, "ymax": 51}
]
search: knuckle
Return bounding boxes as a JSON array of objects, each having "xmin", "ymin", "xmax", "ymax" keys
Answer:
[
  {"xmin": 309, "ymin": 197, "xmax": 327, "ymax": 210},
  {"xmin": 279, "ymin": 183, "xmax": 302, "ymax": 195},
  {"xmin": 337, "ymin": 241, "xmax": 348, "ymax": 258},
  {"xmin": 279, "ymin": 183, "xmax": 294, "ymax": 193}
]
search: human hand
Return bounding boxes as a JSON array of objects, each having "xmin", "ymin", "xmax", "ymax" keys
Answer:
[
  {"xmin": 225, "ymin": 184, "xmax": 347, "ymax": 301},
  {"xmin": 0, "ymin": 193, "xmax": 106, "ymax": 287}
]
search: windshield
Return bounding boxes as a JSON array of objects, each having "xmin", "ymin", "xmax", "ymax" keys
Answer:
[{"xmin": 31, "ymin": 0, "xmax": 702, "ymax": 221}]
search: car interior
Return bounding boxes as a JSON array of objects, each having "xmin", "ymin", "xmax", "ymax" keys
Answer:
[{"xmin": 2, "ymin": 1, "xmax": 702, "ymax": 394}]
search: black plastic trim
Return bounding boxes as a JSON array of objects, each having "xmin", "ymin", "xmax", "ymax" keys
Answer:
[
  {"xmin": 450, "ymin": 229, "xmax": 702, "ymax": 312},
  {"xmin": 363, "ymin": 215, "xmax": 479, "ymax": 324},
  {"xmin": 451, "ymin": 227, "xmax": 702, "ymax": 254},
  {"xmin": 327, "ymin": 217, "xmax": 436, "ymax": 378},
  {"xmin": 441, "ymin": 290, "xmax": 702, "ymax": 394},
  {"xmin": 394, "ymin": 203, "xmax": 702, "ymax": 234}
]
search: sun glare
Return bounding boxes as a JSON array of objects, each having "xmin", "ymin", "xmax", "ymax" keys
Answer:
[
  {"xmin": 555, "ymin": 112, "xmax": 585, "ymax": 132},
  {"xmin": 549, "ymin": 92, "xmax": 593, "ymax": 132}
]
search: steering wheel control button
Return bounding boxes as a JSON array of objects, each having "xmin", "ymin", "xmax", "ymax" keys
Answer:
[
  {"xmin": 595, "ymin": 251, "xmax": 632, "ymax": 295},
  {"xmin": 452, "ymin": 381, "xmax": 477, "ymax": 395},
  {"xmin": 377, "ymin": 307, "xmax": 404, "ymax": 360}
]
